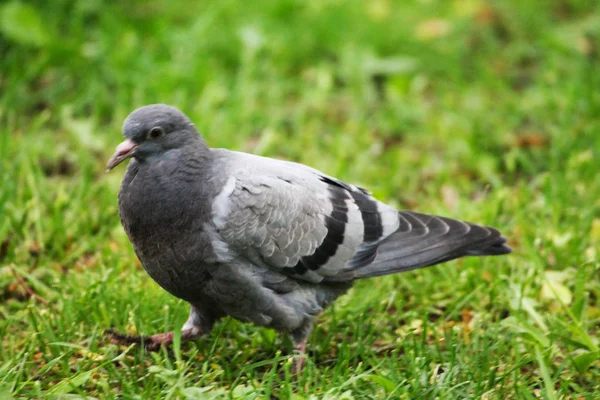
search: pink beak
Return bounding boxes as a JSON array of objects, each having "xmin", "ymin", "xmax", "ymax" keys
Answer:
[{"xmin": 106, "ymin": 139, "xmax": 138, "ymax": 172}]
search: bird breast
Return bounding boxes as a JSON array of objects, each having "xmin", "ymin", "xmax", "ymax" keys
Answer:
[{"xmin": 117, "ymin": 161, "xmax": 217, "ymax": 298}]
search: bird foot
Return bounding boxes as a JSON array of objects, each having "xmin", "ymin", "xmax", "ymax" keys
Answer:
[{"xmin": 105, "ymin": 329, "xmax": 174, "ymax": 352}]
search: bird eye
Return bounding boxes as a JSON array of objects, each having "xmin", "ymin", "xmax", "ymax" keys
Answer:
[{"xmin": 148, "ymin": 127, "xmax": 165, "ymax": 140}]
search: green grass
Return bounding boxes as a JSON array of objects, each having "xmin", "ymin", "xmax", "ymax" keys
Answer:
[{"xmin": 1, "ymin": 0, "xmax": 599, "ymax": 398}]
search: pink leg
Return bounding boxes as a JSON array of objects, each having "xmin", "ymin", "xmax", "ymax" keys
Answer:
[{"xmin": 291, "ymin": 339, "xmax": 308, "ymax": 375}]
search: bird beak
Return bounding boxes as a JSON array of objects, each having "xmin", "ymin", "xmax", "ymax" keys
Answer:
[{"xmin": 106, "ymin": 139, "xmax": 138, "ymax": 172}]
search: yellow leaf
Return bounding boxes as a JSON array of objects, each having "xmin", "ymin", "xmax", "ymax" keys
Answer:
[
  {"xmin": 551, "ymin": 232, "xmax": 572, "ymax": 248},
  {"xmin": 367, "ymin": 0, "xmax": 391, "ymax": 21},
  {"xmin": 416, "ymin": 19, "xmax": 451, "ymax": 40},
  {"xmin": 541, "ymin": 280, "xmax": 572, "ymax": 305}
]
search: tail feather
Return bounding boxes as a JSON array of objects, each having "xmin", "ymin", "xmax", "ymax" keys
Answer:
[{"xmin": 354, "ymin": 211, "xmax": 511, "ymax": 279}]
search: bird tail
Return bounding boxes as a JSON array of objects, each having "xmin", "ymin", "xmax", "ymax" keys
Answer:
[{"xmin": 354, "ymin": 211, "xmax": 511, "ymax": 279}]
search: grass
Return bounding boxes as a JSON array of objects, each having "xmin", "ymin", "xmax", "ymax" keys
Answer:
[{"xmin": 1, "ymin": 0, "xmax": 599, "ymax": 398}]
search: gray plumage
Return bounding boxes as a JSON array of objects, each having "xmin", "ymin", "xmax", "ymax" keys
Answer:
[{"xmin": 107, "ymin": 104, "xmax": 511, "ymax": 355}]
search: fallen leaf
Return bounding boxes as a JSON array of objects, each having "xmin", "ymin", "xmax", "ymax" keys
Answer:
[
  {"xmin": 416, "ymin": 19, "xmax": 451, "ymax": 41},
  {"xmin": 541, "ymin": 280, "xmax": 572, "ymax": 305},
  {"xmin": 475, "ymin": 5, "xmax": 498, "ymax": 25},
  {"xmin": 441, "ymin": 185, "xmax": 459, "ymax": 211},
  {"xmin": 551, "ymin": 232, "xmax": 573, "ymax": 248},
  {"xmin": 514, "ymin": 134, "xmax": 550, "ymax": 149},
  {"xmin": 541, "ymin": 270, "xmax": 573, "ymax": 305},
  {"xmin": 482, "ymin": 271, "xmax": 492, "ymax": 282},
  {"xmin": 29, "ymin": 241, "xmax": 41, "ymax": 257},
  {"xmin": 461, "ymin": 309, "xmax": 474, "ymax": 326},
  {"xmin": 77, "ymin": 349, "xmax": 105, "ymax": 361}
]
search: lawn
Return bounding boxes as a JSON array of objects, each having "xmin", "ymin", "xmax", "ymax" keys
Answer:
[{"xmin": 1, "ymin": 0, "xmax": 599, "ymax": 398}]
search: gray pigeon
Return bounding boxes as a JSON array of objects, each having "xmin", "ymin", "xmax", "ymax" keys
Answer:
[{"xmin": 106, "ymin": 104, "xmax": 511, "ymax": 371}]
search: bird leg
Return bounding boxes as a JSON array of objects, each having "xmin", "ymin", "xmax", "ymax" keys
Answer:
[
  {"xmin": 290, "ymin": 321, "xmax": 313, "ymax": 374},
  {"xmin": 105, "ymin": 305, "xmax": 206, "ymax": 351},
  {"xmin": 291, "ymin": 338, "xmax": 308, "ymax": 375}
]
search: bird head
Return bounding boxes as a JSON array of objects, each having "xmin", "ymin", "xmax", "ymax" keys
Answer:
[{"xmin": 106, "ymin": 104, "xmax": 201, "ymax": 171}]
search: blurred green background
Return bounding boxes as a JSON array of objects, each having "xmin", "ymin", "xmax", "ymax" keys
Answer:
[{"xmin": 1, "ymin": 0, "xmax": 599, "ymax": 398}]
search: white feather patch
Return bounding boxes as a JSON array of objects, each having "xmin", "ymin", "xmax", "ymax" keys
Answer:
[
  {"xmin": 377, "ymin": 201, "xmax": 400, "ymax": 239},
  {"xmin": 212, "ymin": 176, "xmax": 237, "ymax": 229}
]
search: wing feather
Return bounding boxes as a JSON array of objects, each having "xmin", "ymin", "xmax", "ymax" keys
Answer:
[{"xmin": 210, "ymin": 151, "xmax": 398, "ymax": 283}]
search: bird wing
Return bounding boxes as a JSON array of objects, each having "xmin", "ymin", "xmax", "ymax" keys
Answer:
[{"xmin": 210, "ymin": 150, "xmax": 400, "ymax": 284}]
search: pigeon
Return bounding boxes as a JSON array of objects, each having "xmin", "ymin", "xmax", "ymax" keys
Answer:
[{"xmin": 106, "ymin": 104, "xmax": 511, "ymax": 371}]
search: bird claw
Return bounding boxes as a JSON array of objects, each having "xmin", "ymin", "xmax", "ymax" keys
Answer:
[{"xmin": 105, "ymin": 329, "xmax": 174, "ymax": 352}]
